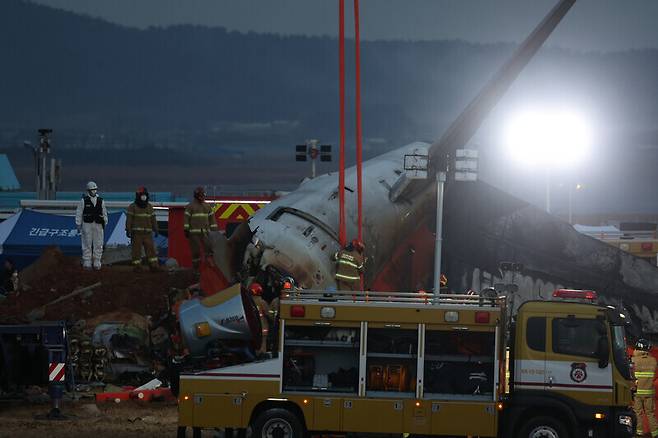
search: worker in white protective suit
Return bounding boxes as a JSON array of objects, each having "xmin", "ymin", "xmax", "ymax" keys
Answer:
[{"xmin": 75, "ymin": 181, "xmax": 108, "ymax": 270}]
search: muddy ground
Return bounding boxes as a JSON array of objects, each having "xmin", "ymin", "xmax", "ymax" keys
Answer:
[{"xmin": 0, "ymin": 400, "xmax": 188, "ymax": 438}]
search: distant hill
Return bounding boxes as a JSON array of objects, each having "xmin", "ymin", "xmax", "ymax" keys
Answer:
[
  {"xmin": 1, "ymin": 0, "xmax": 658, "ymax": 212},
  {"xmin": 2, "ymin": 0, "xmax": 656, "ymax": 151}
]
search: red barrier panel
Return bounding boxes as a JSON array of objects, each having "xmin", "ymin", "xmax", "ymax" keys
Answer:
[{"xmin": 168, "ymin": 196, "xmax": 274, "ymax": 268}]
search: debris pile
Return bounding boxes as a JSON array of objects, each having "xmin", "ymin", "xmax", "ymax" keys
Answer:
[
  {"xmin": 0, "ymin": 246, "xmax": 197, "ymax": 390},
  {"xmin": 69, "ymin": 311, "xmax": 156, "ymax": 384},
  {"xmin": 0, "ymin": 247, "xmax": 195, "ymax": 323}
]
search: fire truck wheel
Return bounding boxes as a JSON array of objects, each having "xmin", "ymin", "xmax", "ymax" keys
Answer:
[
  {"xmin": 518, "ymin": 416, "xmax": 569, "ymax": 438},
  {"xmin": 250, "ymin": 408, "xmax": 305, "ymax": 438}
]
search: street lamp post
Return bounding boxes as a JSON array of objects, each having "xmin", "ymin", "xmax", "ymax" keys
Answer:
[
  {"xmin": 433, "ymin": 171, "xmax": 447, "ymax": 293},
  {"xmin": 568, "ymin": 183, "xmax": 582, "ymax": 224},
  {"xmin": 545, "ymin": 169, "xmax": 551, "ymax": 213}
]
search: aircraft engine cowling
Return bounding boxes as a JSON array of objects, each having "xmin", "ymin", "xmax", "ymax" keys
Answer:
[{"xmin": 178, "ymin": 284, "xmax": 262, "ymax": 356}]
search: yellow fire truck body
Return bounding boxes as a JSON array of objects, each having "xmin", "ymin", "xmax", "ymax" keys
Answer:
[{"xmin": 178, "ymin": 289, "xmax": 635, "ymax": 437}]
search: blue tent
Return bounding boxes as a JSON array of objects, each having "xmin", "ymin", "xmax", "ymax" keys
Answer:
[
  {"xmin": 0, "ymin": 209, "xmax": 125, "ymax": 269},
  {"xmin": 0, "ymin": 154, "xmax": 20, "ymax": 190}
]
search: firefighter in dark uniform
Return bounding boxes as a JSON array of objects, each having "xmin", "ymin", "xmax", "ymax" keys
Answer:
[
  {"xmin": 126, "ymin": 187, "xmax": 159, "ymax": 272},
  {"xmin": 184, "ymin": 186, "xmax": 218, "ymax": 272},
  {"xmin": 633, "ymin": 338, "xmax": 658, "ymax": 437},
  {"xmin": 333, "ymin": 239, "xmax": 365, "ymax": 291}
]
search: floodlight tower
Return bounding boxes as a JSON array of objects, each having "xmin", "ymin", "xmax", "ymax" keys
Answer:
[
  {"xmin": 24, "ymin": 129, "xmax": 61, "ymax": 199},
  {"xmin": 295, "ymin": 139, "xmax": 332, "ymax": 178}
]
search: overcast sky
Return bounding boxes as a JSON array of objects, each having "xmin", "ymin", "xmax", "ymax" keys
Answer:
[{"xmin": 29, "ymin": 0, "xmax": 658, "ymax": 52}]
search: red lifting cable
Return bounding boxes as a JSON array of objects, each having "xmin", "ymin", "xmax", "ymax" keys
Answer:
[
  {"xmin": 354, "ymin": 0, "xmax": 363, "ymax": 244},
  {"xmin": 354, "ymin": 0, "xmax": 364, "ymax": 290},
  {"xmin": 338, "ymin": 0, "xmax": 346, "ymax": 246}
]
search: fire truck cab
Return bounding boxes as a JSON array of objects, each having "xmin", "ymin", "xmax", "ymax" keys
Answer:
[{"xmin": 177, "ymin": 288, "xmax": 635, "ymax": 437}]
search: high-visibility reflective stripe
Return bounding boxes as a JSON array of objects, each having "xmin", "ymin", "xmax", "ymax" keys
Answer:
[
  {"xmin": 336, "ymin": 273, "xmax": 360, "ymax": 281},
  {"xmin": 338, "ymin": 259, "xmax": 361, "ymax": 269},
  {"xmin": 635, "ymin": 371, "xmax": 654, "ymax": 376},
  {"xmin": 48, "ymin": 363, "xmax": 66, "ymax": 382},
  {"xmin": 637, "ymin": 389, "xmax": 655, "ymax": 395},
  {"xmin": 189, "ymin": 229, "xmax": 209, "ymax": 234},
  {"xmin": 183, "ymin": 224, "xmax": 190, "ymax": 229},
  {"xmin": 132, "ymin": 260, "xmax": 141, "ymax": 265},
  {"xmin": 129, "ymin": 227, "xmax": 153, "ymax": 232},
  {"xmin": 148, "ymin": 257, "xmax": 158, "ymax": 262},
  {"xmin": 191, "ymin": 213, "xmax": 209, "ymax": 218},
  {"xmin": 185, "ymin": 211, "xmax": 191, "ymax": 216}
]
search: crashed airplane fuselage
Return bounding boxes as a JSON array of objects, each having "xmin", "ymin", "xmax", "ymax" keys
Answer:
[{"xmin": 204, "ymin": 0, "xmax": 658, "ymax": 334}]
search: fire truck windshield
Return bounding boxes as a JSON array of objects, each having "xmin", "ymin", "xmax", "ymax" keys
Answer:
[{"xmin": 611, "ymin": 325, "xmax": 632, "ymax": 380}]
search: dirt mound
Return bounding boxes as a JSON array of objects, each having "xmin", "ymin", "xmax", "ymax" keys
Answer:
[
  {"xmin": 18, "ymin": 246, "xmax": 66, "ymax": 287},
  {"xmin": 0, "ymin": 248, "xmax": 196, "ymax": 324}
]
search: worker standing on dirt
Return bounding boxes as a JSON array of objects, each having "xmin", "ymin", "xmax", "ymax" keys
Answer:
[
  {"xmin": 75, "ymin": 181, "xmax": 108, "ymax": 270},
  {"xmin": 333, "ymin": 239, "xmax": 365, "ymax": 291},
  {"xmin": 126, "ymin": 187, "xmax": 159, "ymax": 272},
  {"xmin": 633, "ymin": 338, "xmax": 658, "ymax": 437},
  {"xmin": 184, "ymin": 186, "xmax": 218, "ymax": 273}
]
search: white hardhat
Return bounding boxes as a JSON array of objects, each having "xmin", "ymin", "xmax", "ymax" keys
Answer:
[{"xmin": 86, "ymin": 181, "xmax": 98, "ymax": 190}]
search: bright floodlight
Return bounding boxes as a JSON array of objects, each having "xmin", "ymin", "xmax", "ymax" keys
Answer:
[{"xmin": 504, "ymin": 109, "xmax": 592, "ymax": 166}]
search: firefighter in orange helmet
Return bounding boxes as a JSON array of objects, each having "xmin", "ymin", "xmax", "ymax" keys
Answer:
[
  {"xmin": 126, "ymin": 187, "xmax": 159, "ymax": 272},
  {"xmin": 333, "ymin": 239, "xmax": 365, "ymax": 291},
  {"xmin": 184, "ymin": 186, "xmax": 218, "ymax": 272},
  {"xmin": 633, "ymin": 339, "xmax": 658, "ymax": 437}
]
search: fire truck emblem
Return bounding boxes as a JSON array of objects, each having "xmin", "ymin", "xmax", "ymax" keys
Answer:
[{"xmin": 570, "ymin": 362, "xmax": 587, "ymax": 383}]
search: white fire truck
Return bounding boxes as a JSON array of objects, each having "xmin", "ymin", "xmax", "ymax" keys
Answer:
[{"xmin": 176, "ymin": 286, "xmax": 635, "ymax": 438}]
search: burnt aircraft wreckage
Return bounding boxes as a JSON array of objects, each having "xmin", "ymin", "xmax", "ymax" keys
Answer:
[{"xmin": 180, "ymin": 0, "xmax": 658, "ymax": 350}]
